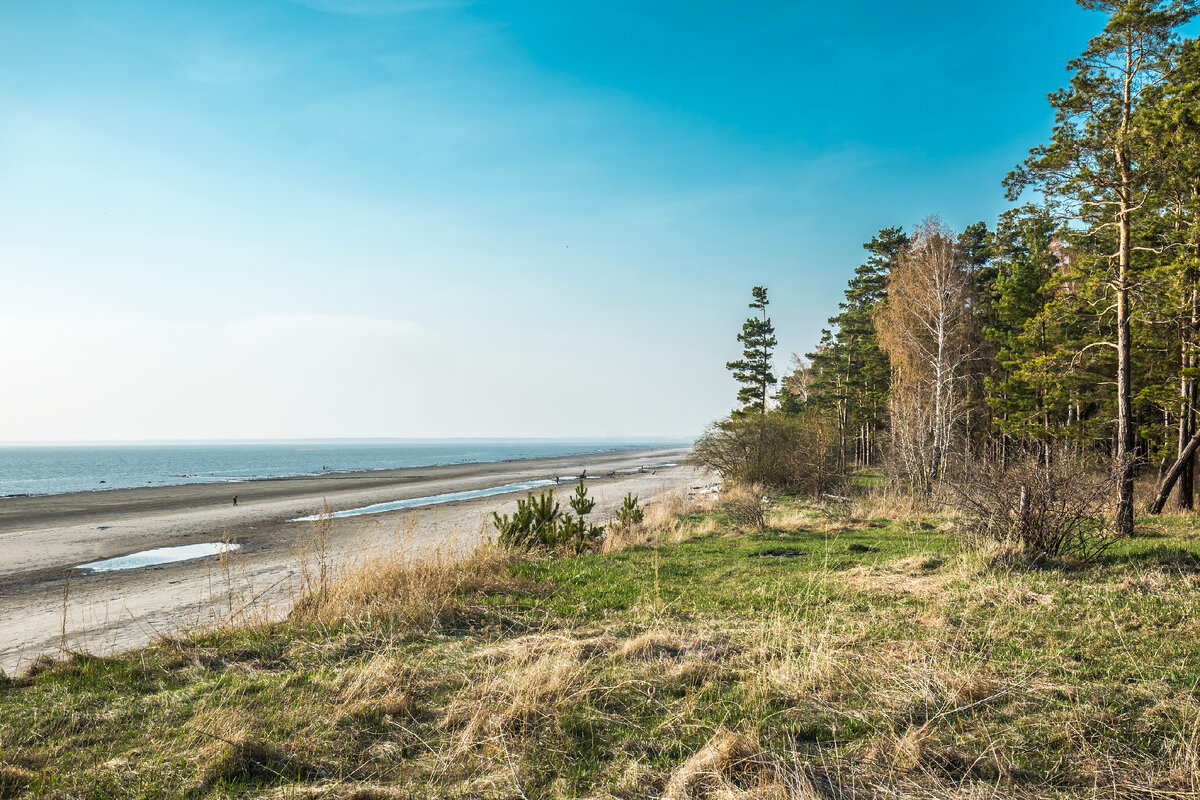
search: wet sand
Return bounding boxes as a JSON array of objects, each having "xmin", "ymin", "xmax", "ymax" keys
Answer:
[{"xmin": 0, "ymin": 447, "xmax": 699, "ymax": 673}]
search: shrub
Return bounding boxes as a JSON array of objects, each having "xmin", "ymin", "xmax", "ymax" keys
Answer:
[
  {"xmin": 690, "ymin": 410, "xmax": 842, "ymax": 495},
  {"xmin": 613, "ymin": 492, "xmax": 644, "ymax": 532},
  {"xmin": 493, "ymin": 483, "xmax": 605, "ymax": 555},
  {"xmin": 720, "ymin": 483, "xmax": 768, "ymax": 531},
  {"xmin": 951, "ymin": 457, "xmax": 1124, "ymax": 563}
]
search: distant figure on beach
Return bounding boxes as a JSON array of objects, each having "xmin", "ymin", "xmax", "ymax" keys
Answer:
[
  {"xmin": 581, "ymin": 469, "xmax": 587, "ymax": 480},
  {"xmin": 232, "ymin": 496, "xmax": 238, "ymax": 506},
  {"xmin": 554, "ymin": 476, "xmax": 560, "ymax": 485}
]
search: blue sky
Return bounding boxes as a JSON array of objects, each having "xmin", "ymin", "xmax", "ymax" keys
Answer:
[{"xmin": 0, "ymin": 0, "xmax": 1143, "ymax": 439}]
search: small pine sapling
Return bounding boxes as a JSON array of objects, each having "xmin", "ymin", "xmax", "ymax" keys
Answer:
[
  {"xmin": 564, "ymin": 480, "xmax": 604, "ymax": 553},
  {"xmin": 614, "ymin": 492, "xmax": 644, "ymax": 531},
  {"xmin": 492, "ymin": 485, "xmax": 602, "ymax": 554},
  {"xmin": 569, "ymin": 480, "xmax": 596, "ymax": 517},
  {"xmin": 492, "ymin": 490, "xmax": 562, "ymax": 551}
]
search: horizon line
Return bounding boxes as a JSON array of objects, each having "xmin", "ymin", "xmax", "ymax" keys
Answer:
[{"xmin": 0, "ymin": 436, "xmax": 698, "ymax": 447}]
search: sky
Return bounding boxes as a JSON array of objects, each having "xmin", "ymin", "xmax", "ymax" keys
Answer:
[{"xmin": 0, "ymin": 0, "xmax": 1146, "ymax": 440}]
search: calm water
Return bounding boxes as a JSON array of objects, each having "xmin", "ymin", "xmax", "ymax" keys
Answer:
[
  {"xmin": 77, "ymin": 542, "xmax": 243, "ymax": 572},
  {"xmin": 0, "ymin": 440, "xmax": 686, "ymax": 498}
]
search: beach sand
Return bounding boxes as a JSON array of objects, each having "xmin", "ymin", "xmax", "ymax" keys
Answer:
[{"xmin": 0, "ymin": 447, "xmax": 701, "ymax": 673}]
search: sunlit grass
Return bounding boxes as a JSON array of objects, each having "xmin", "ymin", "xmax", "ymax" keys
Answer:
[{"xmin": 1, "ymin": 495, "xmax": 1198, "ymax": 798}]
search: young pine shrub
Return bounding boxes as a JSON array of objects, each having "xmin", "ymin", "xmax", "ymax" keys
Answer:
[
  {"xmin": 493, "ymin": 482, "xmax": 605, "ymax": 555},
  {"xmin": 601, "ymin": 492, "xmax": 648, "ymax": 552},
  {"xmin": 614, "ymin": 492, "xmax": 644, "ymax": 530},
  {"xmin": 952, "ymin": 456, "xmax": 1123, "ymax": 564},
  {"xmin": 492, "ymin": 490, "xmax": 562, "ymax": 552}
]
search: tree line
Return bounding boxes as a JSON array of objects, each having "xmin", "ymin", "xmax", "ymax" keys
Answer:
[{"xmin": 706, "ymin": 0, "xmax": 1200, "ymax": 538}]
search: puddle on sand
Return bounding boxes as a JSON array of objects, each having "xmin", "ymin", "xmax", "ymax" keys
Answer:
[
  {"xmin": 77, "ymin": 542, "xmax": 243, "ymax": 572},
  {"xmin": 291, "ymin": 478, "xmax": 558, "ymax": 521},
  {"xmin": 291, "ymin": 461, "xmax": 685, "ymax": 522}
]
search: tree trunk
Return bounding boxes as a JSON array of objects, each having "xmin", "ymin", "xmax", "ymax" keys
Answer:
[
  {"xmin": 1178, "ymin": 285, "xmax": 1198, "ymax": 510},
  {"xmin": 1150, "ymin": 423, "xmax": 1200, "ymax": 514},
  {"xmin": 1115, "ymin": 250, "xmax": 1135, "ymax": 535},
  {"xmin": 1113, "ymin": 44, "xmax": 1136, "ymax": 537}
]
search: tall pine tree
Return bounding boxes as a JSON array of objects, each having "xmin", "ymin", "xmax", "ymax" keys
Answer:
[{"xmin": 726, "ymin": 287, "xmax": 777, "ymax": 414}]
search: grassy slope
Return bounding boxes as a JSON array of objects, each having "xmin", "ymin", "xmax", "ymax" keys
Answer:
[{"xmin": 1, "ymin": 500, "xmax": 1199, "ymax": 799}]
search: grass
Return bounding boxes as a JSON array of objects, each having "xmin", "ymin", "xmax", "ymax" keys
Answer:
[{"xmin": 1, "ymin": 495, "xmax": 1199, "ymax": 798}]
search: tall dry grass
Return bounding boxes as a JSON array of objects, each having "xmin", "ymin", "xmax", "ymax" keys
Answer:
[
  {"xmin": 601, "ymin": 488, "xmax": 714, "ymax": 553},
  {"xmin": 290, "ymin": 537, "xmax": 523, "ymax": 632}
]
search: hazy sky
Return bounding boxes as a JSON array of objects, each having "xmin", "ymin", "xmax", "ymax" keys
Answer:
[{"xmin": 0, "ymin": 1, "xmax": 1132, "ymax": 440}]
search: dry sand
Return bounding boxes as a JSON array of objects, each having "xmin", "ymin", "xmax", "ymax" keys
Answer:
[{"xmin": 0, "ymin": 447, "xmax": 701, "ymax": 674}]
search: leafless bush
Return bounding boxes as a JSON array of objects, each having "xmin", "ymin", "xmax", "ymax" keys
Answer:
[
  {"xmin": 951, "ymin": 457, "xmax": 1124, "ymax": 563},
  {"xmin": 691, "ymin": 410, "xmax": 843, "ymax": 495},
  {"xmin": 721, "ymin": 483, "xmax": 768, "ymax": 531}
]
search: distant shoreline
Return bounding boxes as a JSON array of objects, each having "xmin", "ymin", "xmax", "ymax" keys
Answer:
[
  {"xmin": 0, "ymin": 447, "xmax": 691, "ymax": 530},
  {"xmin": 0, "ymin": 439, "xmax": 694, "ymax": 499},
  {"xmin": 0, "ymin": 446, "xmax": 699, "ymax": 672}
]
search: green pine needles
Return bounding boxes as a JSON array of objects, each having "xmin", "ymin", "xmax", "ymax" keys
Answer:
[
  {"xmin": 726, "ymin": 286, "xmax": 777, "ymax": 413},
  {"xmin": 613, "ymin": 492, "xmax": 644, "ymax": 531},
  {"xmin": 493, "ymin": 480, "xmax": 605, "ymax": 555}
]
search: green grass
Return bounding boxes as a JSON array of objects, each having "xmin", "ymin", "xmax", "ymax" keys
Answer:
[{"xmin": 1, "ymin": 499, "xmax": 1199, "ymax": 798}]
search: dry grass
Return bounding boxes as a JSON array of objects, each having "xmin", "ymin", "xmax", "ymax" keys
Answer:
[
  {"xmin": 0, "ymin": 765, "xmax": 37, "ymax": 799},
  {"xmin": 445, "ymin": 641, "xmax": 592, "ymax": 754},
  {"xmin": 5, "ymin": 492, "xmax": 1200, "ymax": 799},
  {"xmin": 662, "ymin": 730, "xmax": 826, "ymax": 800},
  {"xmin": 291, "ymin": 539, "xmax": 521, "ymax": 630},
  {"xmin": 601, "ymin": 488, "xmax": 714, "ymax": 553}
]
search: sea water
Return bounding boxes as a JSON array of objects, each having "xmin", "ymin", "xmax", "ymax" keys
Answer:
[{"xmin": 0, "ymin": 440, "xmax": 687, "ymax": 498}]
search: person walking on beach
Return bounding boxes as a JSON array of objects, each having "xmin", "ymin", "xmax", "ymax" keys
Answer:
[{"xmin": 232, "ymin": 496, "xmax": 238, "ymax": 506}]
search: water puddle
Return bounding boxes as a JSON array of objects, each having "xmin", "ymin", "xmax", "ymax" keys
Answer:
[
  {"xmin": 77, "ymin": 542, "xmax": 242, "ymax": 572},
  {"xmin": 291, "ymin": 461, "xmax": 685, "ymax": 522},
  {"xmin": 291, "ymin": 478, "xmax": 558, "ymax": 521}
]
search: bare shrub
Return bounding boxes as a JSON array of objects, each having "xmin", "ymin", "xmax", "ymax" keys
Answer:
[
  {"xmin": 691, "ymin": 410, "xmax": 842, "ymax": 495},
  {"xmin": 721, "ymin": 483, "xmax": 768, "ymax": 532},
  {"xmin": 952, "ymin": 457, "xmax": 1124, "ymax": 563}
]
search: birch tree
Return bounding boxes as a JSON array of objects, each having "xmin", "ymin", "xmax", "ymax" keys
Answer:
[{"xmin": 875, "ymin": 219, "xmax": 977, "ymax": 490}]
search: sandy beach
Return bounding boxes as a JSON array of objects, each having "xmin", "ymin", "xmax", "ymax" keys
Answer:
[{"xmin": 0, "ymin": 447, "xmax": 700, "ymax": 674}]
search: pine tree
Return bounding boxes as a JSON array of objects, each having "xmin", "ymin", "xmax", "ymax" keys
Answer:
[
  {"xmin": 1005, "ymin": 0, "xmax": 1199, "ymax": 534},
  {"xmin": 981, "ymin": 207, "xmax": 1063, "ymax": 463},
  {"xmin": 1138, "ymin": 36, "xmax": 1200, "ymax": 510},
  {"xmin": 805, "ymin": 227, "xmax": 907, "ymax": 466},
  {"xmin": 726, "ymin": 286, "xmax": 777, "ymax": 413}
]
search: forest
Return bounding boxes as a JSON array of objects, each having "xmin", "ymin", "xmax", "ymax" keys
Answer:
[{"xmin": 700, "ymin": 0, "xmax": 1200, "ymax": 554}]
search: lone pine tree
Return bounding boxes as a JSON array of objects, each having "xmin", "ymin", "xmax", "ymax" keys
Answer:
[{"xmin": 727, "ymin": 286, "xmax": 777, "ymax": 413}]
